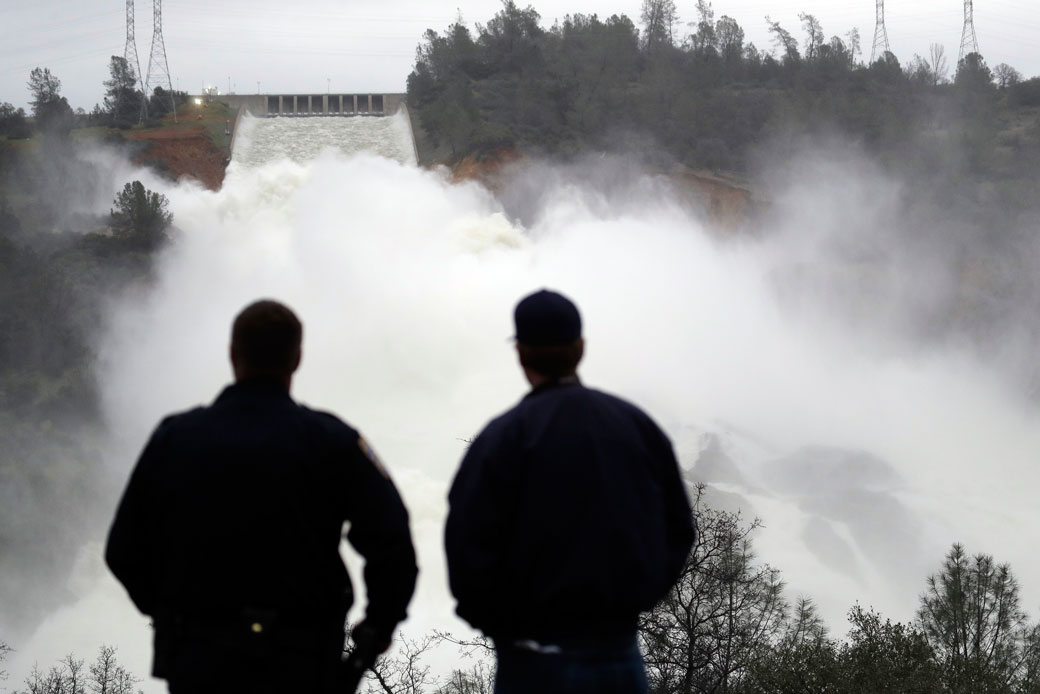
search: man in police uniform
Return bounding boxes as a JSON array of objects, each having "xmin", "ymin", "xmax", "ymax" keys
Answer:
[
  {"xmin": 106, "ymin": 299, "xmax": 418, "ymax": 693},
  {"xmin": 445, "ymin": 289, "xmax": 696, "ymax": 694}
]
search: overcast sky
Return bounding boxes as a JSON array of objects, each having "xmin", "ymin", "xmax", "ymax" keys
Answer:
[{"xmin": 2, "ymin": 0, "xmax": 1038, "ymax": 114}]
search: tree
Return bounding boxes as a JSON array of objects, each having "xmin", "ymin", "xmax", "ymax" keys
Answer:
[
  {"xmin": 689, "ymin": 0, "xmax": 717, "ymax": 57},
  {"xmin": 745, "ymin": 598, "xmax": 840, "ymax": 694},
  {"xmin": 715, "ymin": 16, "xmax": 744, "ymax": 67},
  {"xmin": 869, "ymin": 50, "xmax": 904, "ymax": 83},
  {"xmin": 640, "ymin": 487, "xmax": 787, "ymax": 693},
  {"xmin": 918, "ymin": 543, "xmax": 1033, "ymax": 693},
  {"xmin": 110, "ymin": 180, "xmax": 173, "ymax": 249},
  {"xmin": 17, "ymin": 654, "xmax": 87, "ymax": 694},
  {"xmin": 641, "ymin": 0, "xmax": 678, "ymax": 53},
  {"xmin": 765, "ymin": 16, "xmax": 800, "ymax": 65},
  {"xmin": 0, "ymin": 103, "xmax": 32, "ymax": 139},
  {"xmin": 27, "ymin": 67, "xmax": 61, "ymax": 119},
  {"xmin": 148, "ymin": 86, "xmax": 187, "ymax": 121},
  {"xmin": 820, "ymin": 35, "xmax": 852, "ymax": 73},
  {"xmin": 103, "ymin": 56, "xmax": 143, "ymax": 128},
  {"xmin": 434, "ymin": 663, "xmax": 494, "ymax": 694},
  {"xmin": 27, "ymin": 67, "xmax": 74, "ymax": 135},
  {"xmin": 61, "ymin": 654, "xmax": 87, "ymax": 694},
  {"xmin": 1010, "ymin": 77, "xmax": 1040, "ymax": 107},
  {"xmin": 955, "ymin": 52, "xmax": 994, "ymax": 91},
  {"xmin": 845, "ymin": 28, "xmax": 862, "ymax": 67},
  {"xmin": 993, "ymin": 63, "xmax": 1023, "ymax": 89},
  {"xmin": 929, "ymin": 44, "xmax": 949, "ymax": 85},
  {"xmin": 478, "ymin": 1, "xmax": 544, "ymax": 74},
  {"xmin": 357, "ymin": 633, "xmax": 435, "ymax": 694},
  {"xmin": 906, "ymin": 54, "xmax": 934, "ymax": 85},
  {"xmin": 839, "ymin": 606, "xmax": 939, "ymax": 694},
  {"xmin": 88, "ymin": 645, "xmax": 139, "ymax": 694},
  {"xmin": 13, "ymin": 648, "xmax": 140, "ymax": 694},
  {"xmin": 798, "ymin": 13, "xmax": 824, "ymax": 63},
  {"xmin": 1, "ymin": 640, "xmax": 11, "ymax": 682}
]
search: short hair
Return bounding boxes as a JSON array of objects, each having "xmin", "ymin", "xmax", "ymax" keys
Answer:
[
  {"xmin": 231, "ymin": 300, "xmax": 302, "ymax": 374},
  {"xmin": 517, "ymin": 339, "xmax": 584, "ymax": 379}
]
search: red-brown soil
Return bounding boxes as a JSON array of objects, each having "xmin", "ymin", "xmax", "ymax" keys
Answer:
[
  {"xmin": 666, "ymin": 169, "xmax": 758, "ymax": 232},
  {"xmin": 128, "ymin": 127, "xmax": 228, "ymax": 191},
  {"xmin": 450, "ymin": 147, "xmax": 523, "ymax": 189}
]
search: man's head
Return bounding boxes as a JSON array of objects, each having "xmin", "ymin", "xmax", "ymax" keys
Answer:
[
  {"xmin": 230, "ymin": 299, "xmax": 303, "ymax": 387},
  {"xmin": 513, "ymin": 289, "xmax": 584, "ymax": 384}
]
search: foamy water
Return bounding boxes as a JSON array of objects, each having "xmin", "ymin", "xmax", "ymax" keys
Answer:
[
  {"xmin": 8, "ymin": 116, "xmax": 1040, "ymax": 692},
  {"xmin": 232, "ymin": 111, "xmax": 418, "ymax": 167}
]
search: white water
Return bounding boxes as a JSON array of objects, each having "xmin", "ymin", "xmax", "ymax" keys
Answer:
[
  {"xmin": 232, "ymin": 111, "xmax": 418, "ymax": 167},
  {"xmin": 8, "ymin": 114, "xmax": 1040, "ymax": 692}
]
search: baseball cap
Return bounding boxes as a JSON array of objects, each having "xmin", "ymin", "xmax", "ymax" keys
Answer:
[{"xmin": 513, "ymin": 289, "xmax": 582, "ymax": 346}]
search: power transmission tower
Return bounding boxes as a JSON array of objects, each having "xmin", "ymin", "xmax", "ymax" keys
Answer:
[
  {"xmin": 959, "ymin": 0, "xmax": 980, "ymax": 62},
  {"xmin": 145, "ymin": 0, "xmax": 177, "ymax": 121},
  {"xmin": 870, "ymin": 0, "xmax": 890, "ymax": 64},
  {"xmin": 122, "ymin": 0, "xmax": 146, "ymax": 123},
  {"xmin": 123, "ymin": 0, "xmax": 144, "ymax": 92}
]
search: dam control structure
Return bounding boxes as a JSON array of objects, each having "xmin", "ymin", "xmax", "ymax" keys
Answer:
[{"xmin": 207, "ymin": 93, "xmax": 407, "ymax": 117}]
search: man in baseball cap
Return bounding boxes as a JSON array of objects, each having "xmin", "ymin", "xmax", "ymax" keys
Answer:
[{"xmin": 446, "ymin": 288, "xmax": 696, "ymax": 694}]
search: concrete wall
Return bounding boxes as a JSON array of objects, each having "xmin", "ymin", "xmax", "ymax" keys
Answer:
[{"xmin": 198, "ymin": 93, "xmax": 406, "ymax": 117}]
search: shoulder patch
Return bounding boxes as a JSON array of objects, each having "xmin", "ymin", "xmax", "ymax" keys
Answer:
[{"xmin": 357, "ymin": 436, "xmax": 389, "ymax": 479}]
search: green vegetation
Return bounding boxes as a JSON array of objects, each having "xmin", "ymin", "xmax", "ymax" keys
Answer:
[
  {"xmin": 367, "ymin": 519, "xmax": 1040, "ymax": 693},
  {"xmin": 95, "ymin": 55, "xmax": 188, "ymax": 129},
  {"xmin": 110, "ymin": 180, "xmax": 174, "ymax": 250},
  {"xmin": 636, "ymin": 493, "xmax": 1040, "ymax": 693},
  {"xmin": 26, "ymin": 67, "xmax": 74, "ymax": 137},
  {"xmin": 407, "ymin": 0, "xmax": 1040, "ymax": 400},
  {"xmin": 0, "ymin": 130, "xmax": 172, "ymax": 633},
  {"xmin": 0, "ymin": 58, "xmax": 227, "ymax": 639},
  {"xmin": 6, "ymin": 503, "xmax": 1038, "ymax": 694},
  {"xmin": 407, "ymin": 1, "xmax": 1039, "ymax": 185}
]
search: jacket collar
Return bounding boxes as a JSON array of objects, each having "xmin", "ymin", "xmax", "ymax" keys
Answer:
[
  {"xmin": 523, "ymin": 373, "xmax": 582, "ymax": 400},
  {"xmin": 215, "ymin": 379, "xmax": 293, "ymax": 403}
]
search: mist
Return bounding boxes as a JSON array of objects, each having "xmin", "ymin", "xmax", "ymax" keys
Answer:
[{"xmin": 4, "ymin": 116, "xmax": 1040, "ymax": 691}]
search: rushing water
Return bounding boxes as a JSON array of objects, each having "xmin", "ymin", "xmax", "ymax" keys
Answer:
[
  {"xmin": 8, "ymin": 115, "xmax": 1040, "ymax": 692},
  {"xmin": 232, "ymin": 112, "xmax": 417, "ymax": 167}
]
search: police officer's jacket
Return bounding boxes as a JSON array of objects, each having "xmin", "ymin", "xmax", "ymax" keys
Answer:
[
  {"xmin": 445, "ymin": 377, "xmax": 695, "ymax": 644},
  {"xmin": 106, "ymin": 379, "xmax": 417, "ymax": 659}
]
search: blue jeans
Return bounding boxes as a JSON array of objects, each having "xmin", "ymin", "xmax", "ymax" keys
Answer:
[{"xmin": 494, "ymin": 635, "xmax": 648, "ymax": 694}]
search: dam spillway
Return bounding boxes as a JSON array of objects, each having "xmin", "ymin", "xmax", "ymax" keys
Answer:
[{"xmin": 230, "ymin": 110, "xmax": 418, "ymax": 168}]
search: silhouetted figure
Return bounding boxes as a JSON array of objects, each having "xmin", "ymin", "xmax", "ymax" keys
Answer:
[
  {"xmin": 446, "ymin": 289, "xmax": 696, "ymax": 694},
  {"xmin": 106, "ymin": 299, "xmax": 417, "ymax": 693}
]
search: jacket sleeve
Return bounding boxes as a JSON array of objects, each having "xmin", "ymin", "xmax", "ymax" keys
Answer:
[
  {"xmin": 648, "ymin": 421, "xmax": 697, "ymax": 589},
  {"xmin": 341, "ymin": 435, "xmax": 418, "ymax": 643},
  {"xmin": 444, "ymin": 421, "xmax": 518, "ymax": 636},
  {"xmin": 105, "ymin": 421, "xmax": 169, "ymax": 616}
]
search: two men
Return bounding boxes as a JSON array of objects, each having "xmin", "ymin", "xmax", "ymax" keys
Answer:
[{"xmin": 107, "ymin": 291, "xmax": 693, "ymax": 694}]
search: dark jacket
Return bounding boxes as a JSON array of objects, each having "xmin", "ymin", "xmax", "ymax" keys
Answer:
[
  {"xmin": 106, "ymin": 380, "xmax": 417, "ymax": 671},
  {"xmin": 445, "ymin": 377, "xmax": 695, "ymax": 643}
]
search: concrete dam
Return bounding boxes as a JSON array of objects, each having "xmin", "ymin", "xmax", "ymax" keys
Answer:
[
  {"xmin": 204, "ymin": 92, "xmax": 420, "ymax": 167},
  {"xmin": 227, "ymin": 98, "xmax": 419, "ymax": 167}
]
